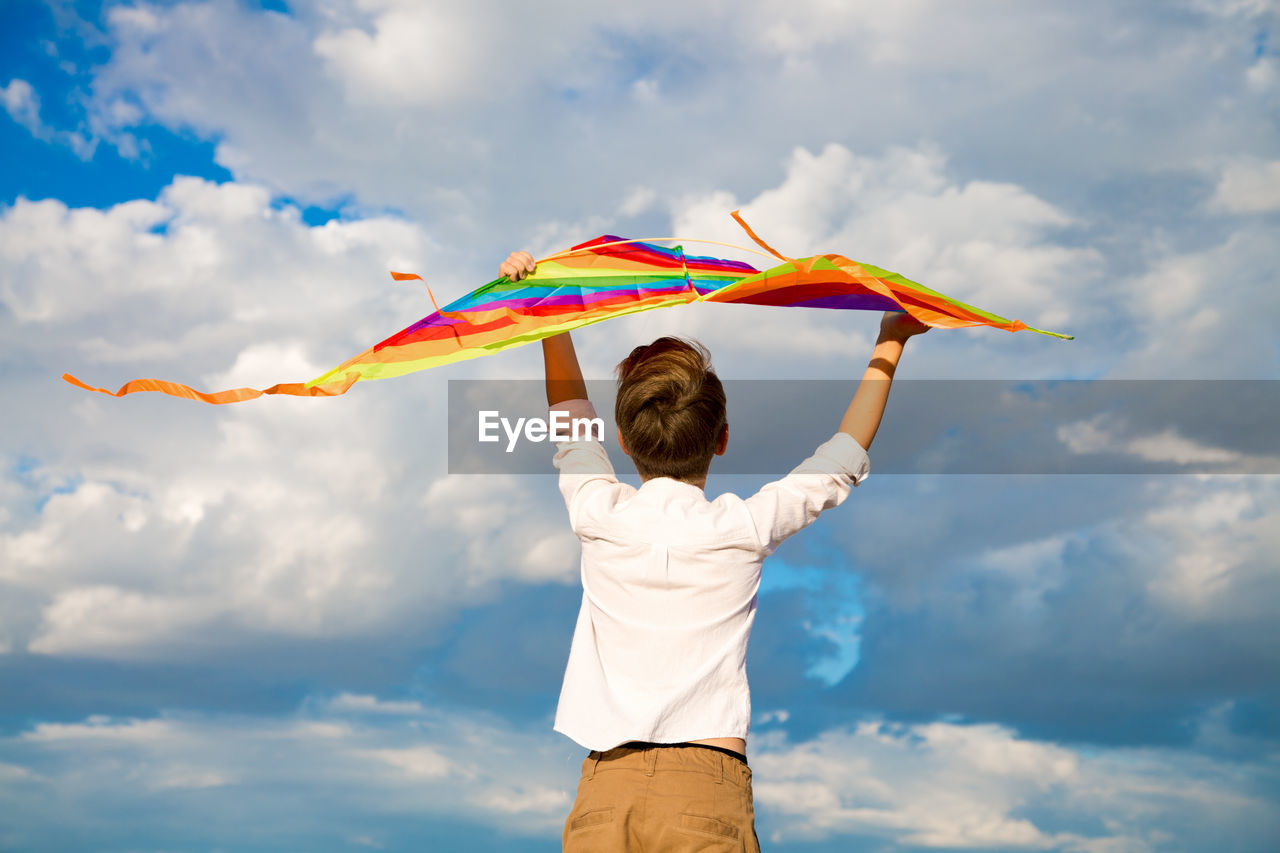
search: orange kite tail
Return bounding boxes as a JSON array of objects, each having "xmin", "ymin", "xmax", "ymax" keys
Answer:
[{"xmin": 61, "ymin": 372, "xmax": 358, "ymax": 404}]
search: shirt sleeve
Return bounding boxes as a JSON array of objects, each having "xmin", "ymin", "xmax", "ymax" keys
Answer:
[
  {"xmin": 550, "ymin": 399, "xmax": 620, "ymax": 533},
  {"xmin": 743, "ymin": 431, "xmax": 870, "ymax": 555}
]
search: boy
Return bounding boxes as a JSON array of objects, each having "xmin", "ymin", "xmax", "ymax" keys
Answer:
[{"xmin": 498, "ymin": 251, "xmax": 929, "ymax": 851}]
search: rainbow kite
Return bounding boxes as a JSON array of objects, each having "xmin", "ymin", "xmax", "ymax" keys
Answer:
[{"xmin": 62, "ymin": 212, "xmax": 1071, "ymax": 404}]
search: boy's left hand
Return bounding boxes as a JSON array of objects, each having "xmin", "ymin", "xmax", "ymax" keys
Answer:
[{"xmin": 499, "ymin": 251, "xmax": 536, "ymax": 282}]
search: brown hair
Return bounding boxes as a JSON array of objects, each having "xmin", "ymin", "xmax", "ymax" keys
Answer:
[{"xmin": 614, "ymin": 337, "xmax": 726, "ymax": 481}]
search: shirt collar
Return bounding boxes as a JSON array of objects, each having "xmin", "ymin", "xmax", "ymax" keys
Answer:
[{"xmin": 639, "ymin": 476, "xmax": 708, "ymax": 496}]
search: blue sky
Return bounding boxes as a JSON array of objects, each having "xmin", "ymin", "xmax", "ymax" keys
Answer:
[{"xmin": 1, "ymin": 1, "xmax": 1279, "ymax": 851}]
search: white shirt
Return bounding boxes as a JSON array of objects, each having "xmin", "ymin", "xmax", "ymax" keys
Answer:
[{"xmin": 550, "ymin": 399, "xmax": 870, "ymax": 752}]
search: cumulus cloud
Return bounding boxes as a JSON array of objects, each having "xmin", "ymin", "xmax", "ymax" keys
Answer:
[
  {"xmin": 673, "ymin": 143, "xmax": 1093, "ymax": 328},
  {"xmin": 0, "ymin": 698, "xmax": 579, "ymax": 849},
  {"xmin": 1208, "ymin": 159, "xmax": 1280, "ymax": 213},
  {"xmin": 3, "ymin": 2, "xmax": 1278, "ymax": 848},
  {"xmin": 60, "ymin": 1, "xmax": 1276, "ymax": 384},
  {"xmin": 0, "ymin": 176, "xmax": 578, "ymax": 660},
  {"xmin": 1246, "ymin": 56, "xmax": 1277, "ymax": 91},
  {"xmin": 752, "ymin": 717, "xmax": 1280, "ymax": 849},
  {"xmin": 645, "ymin": 142, "xmax": 1119, "ymax": 380},
  {"xmin": 0, "ymin": 78, "xmax": 95, "ymax": 159},
  {"xmin": 1, "ymin": 698, "xmax": 1275, "ymax": 851},
  {"xmin": 1056, "ymin": 413, "xmax": 1280, "ymax": 470},
  {"xmin": 1111, "ymin": 223, "xmax": 1279, "ymax": 377},
  {"xmin": 325, "ymin": 692, "xmax": 426, "ymax": 715},
  {"xmin": 78, "ymin": 0, "xmax": 1278, "ymax": 246},
  {"xmin": 1, "ymin": 79, "xmax": 43, "ymax": 136},
  {"xmin": 1191, "ymin": 0, "xmax": 1280, "ymax": 17},
  {"xmin": 312, "ymin": 1, "xmax": 483, "ymax": 107},
  {"xmin": 421, "ymin": 475, "xmax": 579, "ymax": 587},
  {"xmin": 824, "ymin": 473, "xmax": 1280, "ymax": 745},
  {"xmin": 1138, "ymin": 477, "xmax": 1280, "ymax": 617}
]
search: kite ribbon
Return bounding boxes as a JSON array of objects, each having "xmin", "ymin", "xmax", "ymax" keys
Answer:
[
  {"xmin": 60, "ymin": 370, "xmax": 359, "ymax": 404},
  {"xmin": 730, "ymin": 210, "xmax": 792, "ymax": 263}
]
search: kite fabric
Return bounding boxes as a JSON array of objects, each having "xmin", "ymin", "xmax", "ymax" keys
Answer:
[{"xmin": 62, "ymin": 212, "xmax": 1072, "ymax": 404}]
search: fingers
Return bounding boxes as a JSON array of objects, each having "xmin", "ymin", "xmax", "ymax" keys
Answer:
[
  {"xmin": 499, "ymin": 250, "xmax": 536, "ymax": 281},
  {"xmin": 879, "ymin": 310, "xmax": 931, "ymax": 341}
]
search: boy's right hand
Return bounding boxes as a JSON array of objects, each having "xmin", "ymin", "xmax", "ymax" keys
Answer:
[
  {"xmin": 879, "ymin": 310, "xmax": 931, "ymax": 343},
  {"xmin": 499, "ymin": 251, "xmax": 536, "ymax": 282}
]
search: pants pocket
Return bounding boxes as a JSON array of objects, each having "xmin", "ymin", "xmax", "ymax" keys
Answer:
[
  {"xmin": 680, "ymin": 812, "xmax": 740, "ymax": 840},
  {"xmin": 569, "ymin": 807, "xmax": 614, "ymax": 832},
  {"xmin": 563, "ymin": 806, "xmax": 617, "ymax": 853}
]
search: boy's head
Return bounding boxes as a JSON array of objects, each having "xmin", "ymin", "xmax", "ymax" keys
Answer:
[{"xmin": 614, "ymin": 337, "xmax": 727, "ymax": 482}]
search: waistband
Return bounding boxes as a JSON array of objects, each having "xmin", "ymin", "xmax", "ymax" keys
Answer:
[
  {"xmin": 583, "ymin": 741, "xmax": 753, "ymax": 788},
  {"xmin": 618, "ymin": 740, "xmax": 748, "ymax": 765}
]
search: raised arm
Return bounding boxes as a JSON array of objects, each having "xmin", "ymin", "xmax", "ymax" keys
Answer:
[
  {"xmin": 839, "ymin": 311, "xmax": 930, "ymax": 451},
  {"xmin": 498, "ymin": 251, "xmax": 588, "ymax": 406}
]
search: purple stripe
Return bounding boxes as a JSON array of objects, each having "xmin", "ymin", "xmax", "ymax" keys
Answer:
[{"xmin": 787, "ymin": 293, "xmax": 902, "ymax": 311}]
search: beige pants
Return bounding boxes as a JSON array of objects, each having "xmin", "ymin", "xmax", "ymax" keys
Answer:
[{"xmin": 562, "ymin": 744, "xmax": 761, "ymax": 852}]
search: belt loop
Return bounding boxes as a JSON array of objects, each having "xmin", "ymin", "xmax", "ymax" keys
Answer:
[
  {"xmin": 717, "ymin": 753, "xmax": 725, "ymax": 784},
  {"xmin": 644, "ymin": 747, "xmax": 657, "ymax": 777},
  {"xmin": 587, "ymin": 751, "xmax": 600, "ymax": 780}
]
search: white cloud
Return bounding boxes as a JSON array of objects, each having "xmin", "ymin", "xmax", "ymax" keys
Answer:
[
  {"xmin": 0, "ymin": 176, "xmax": 581, "ymax": 659},
  {"xmin": 43, "ymin": 0, "xmax": 1266, "ymax": 391},
  {"xmin": 1246, "ymin": 56, "xmax": 1277, "ymax": 91},
  {"xmin": 754, "ymin": 721, "xmax": 1073, "ymax": 846},
  {"xmin": 2, "ymin": 10, "xmax": 1277, "ymax": 850},
  {"xmin": 971, "ymin": 533, "xmax": 1072, "ymax": 617},
  {"xmin": 617, "ymin": 186, "xmax": 658, "ymax": 217},
  {"xmin": 1057, "ymin": 414, "xmax": 1257, "ymax": 467},
  {"xmin": 666, "ymin": 143, "xmax": 1097, "ymax": 372},
  {"xmin": 0, "ymin": 78, "xmax": 96, "ymax": 159},
  {"xmin": 0, "ymin": 176, "xmax": 426, "ymax": 332},
  {"xmin": 0, "ymin": 79, "xmax": 43, "ymax": 136},
  {"xmin": 1191, "ymin": 0, "xmax": 1280, "ymax": 16},
  {"xmin": 826, "ymin": 466, "xmax": 1280, "ymax": 738},
  {"xmin": 24, "ymin": 714, "xmax": 180, "ymax": 744},
  {"xmin": 675, "ymin": 144, "xmax": 1085, "ymax": 310},
  {"xmin": 630, "ymin": 77, "xmax": 660, "ymax": 103},
  {"xmin": 3, "ymin": 698, "xmax": 1275, "ymax": 849},
  {"xmin": 0, "ymin": 762, "xmax": 36, "ymax": 782},
  {"xmin": 35, "ymin": 0, "xmax": 1266, "ymax": 390},
  {"xmin": 79, "ymin": 0, "xmax": 1277, "ymax": 248},
  {"xmin": 28, "ymin": 585, "xmax": 214, "ymax": 655},
  {"xmin": 1208, "ymin": 159, "xmax": 1280, "ymax": 213},
  {"xmin": 5, "ymin": 154, "xmax": 1267, "ymax": 663},
  {"xmin": 752, "ymin": 718, "xmax": 1279, "ymax": 849},
  {"xmin": 1111, "ymin": 224, "xmax": 1280, "ymax": 377},
  {"xmin": 1139, "ymin": 477, "xmax": 1280, "ymax": 615},
  {"xmin": 422, "ymin": 475, "xmax": 579, "ymax": 587},
  {"xmin": 325, "ymin": 693, "xmax": 426, "ymax": 715},
  {"xmin": 2, "ymin": 698, "xmax": 577, "ymax": 840},
  {"xmin": 358, "ymin": 745, "xmax": 453, "ymax": 779},
  {"xmin": 313, "ymin": 0, "xmax": 481, "ymax": 106}
]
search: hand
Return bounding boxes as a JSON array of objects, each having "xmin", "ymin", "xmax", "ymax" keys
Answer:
[
  {"xmin": 879, "ymin": 310, "xmax": 931, "ymax": 343},
  {"xmin": 499, "ymin": 251, "xmax": 536, "ymax": 282}
]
